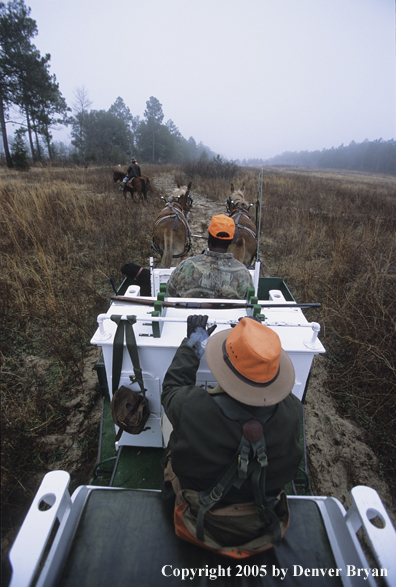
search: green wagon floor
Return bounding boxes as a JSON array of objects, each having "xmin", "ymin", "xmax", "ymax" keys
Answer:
[
  {"xmin": 90, "ymin": 398, "xmax": 310, "ymax": 496},
  {"xmin": 90, "ymin": 398, "xmax": 163, "ymax": 489}
]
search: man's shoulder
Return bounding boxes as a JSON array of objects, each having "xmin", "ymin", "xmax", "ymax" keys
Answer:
[
  {"xmin": 229, "ymin": 256, "xmax": 250, "ymax": 269},
  {"xmin": 179, "ymin": 254, "xmax": 206, "ymax": 269},
  {"xmin": 173, "ymin": 254, "xmax": 205, "ymax": 271},
  {"xmin": 279, "ymin": 393, "xmax": 304, "ymax": 416}
]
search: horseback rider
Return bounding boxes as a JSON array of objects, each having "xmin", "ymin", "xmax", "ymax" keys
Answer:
[
  {"xmin": 166, "ymin": 214, "xmax": 253, "ymax": 299},
  {"xmin": 121, "ymin": 157, "xmax": 147, "ymax": 199},
  {"xmin": 123, "ymin": 157, "xmax": 142, "ymax": 182}
]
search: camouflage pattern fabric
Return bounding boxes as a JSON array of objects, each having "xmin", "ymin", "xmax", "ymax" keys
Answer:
[{"xmin": 166, "ymin": 251, "xmax": 253, "ymax": 299}]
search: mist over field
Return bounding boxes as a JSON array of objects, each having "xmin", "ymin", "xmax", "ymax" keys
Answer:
[{"xmin": 2, "ymin": 0, "xmax": 395, "ymax": 167}]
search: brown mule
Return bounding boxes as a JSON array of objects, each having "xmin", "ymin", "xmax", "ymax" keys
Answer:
[
  {"xmin": 152, "ymin": 183, "xmax": 192, "ymax": 267},
  {"xmin": 226, "ymin": 183, "xmax": 257, "ymax": 267},
  {"xmin": 168, "ymin": 181, "xmax": 193, "ymax": 217}
]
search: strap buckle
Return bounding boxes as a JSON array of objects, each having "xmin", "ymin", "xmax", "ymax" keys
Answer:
[{"xmin": 210, "ymin": 488, "xmax": 223, "ymax": 502}]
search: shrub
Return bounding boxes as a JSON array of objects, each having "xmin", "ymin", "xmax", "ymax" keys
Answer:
[
  {"xmin": 11, "ymin": 130, "xmax": 30, "ymax": 171},
  {"xmin": 182, "ymin": 154, "xmax": 239, "ymax": 180}
]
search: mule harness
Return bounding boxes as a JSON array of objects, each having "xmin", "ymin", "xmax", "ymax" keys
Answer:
[
  {"xmin": 230, "ymin": 206, "xmax": 258, "ymax": 244},
  {"xmin": 152, "ymin": 202, "xmax": 192, "ymax": 258}
]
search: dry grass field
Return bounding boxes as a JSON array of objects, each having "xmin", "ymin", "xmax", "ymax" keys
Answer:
[{"xmin": 1, "ymin": 163, "xmax": 395, "ymax": 573}]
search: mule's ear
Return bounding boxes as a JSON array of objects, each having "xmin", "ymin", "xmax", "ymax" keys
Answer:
[
  {"xmin": 230, "ymin": 183, "xmax": 235, "ymax": 193},
  {"xmin": 240, "ymin": 183, "xmax": 245, "ymax": 191},
  {"xmin": 177, "ymin": 181, "xmax": 181, "ymax": 188},
  {"xmin": 187, "ymin": 182, "xmax": 192, "ymax": 190}
]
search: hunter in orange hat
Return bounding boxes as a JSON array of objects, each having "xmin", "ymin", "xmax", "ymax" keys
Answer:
[
  {"xmin": 166, "ymin": 214, "xmax": 252, "ymax": 299},
  {"xmin": 161, "ymin": 316, "xmax": 303, "ymax": 556}
]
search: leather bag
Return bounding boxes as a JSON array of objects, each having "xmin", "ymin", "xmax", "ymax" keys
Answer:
[{"xmin": 111, "ymin": 386, "xmax": 150, "ymax": 441}]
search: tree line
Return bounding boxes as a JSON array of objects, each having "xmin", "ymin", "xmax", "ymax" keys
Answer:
[
  {"xmin": 0, "ymin": 0, "xmax": 71, "ymax": 167},
  {"xmin": 0, "ymin": 0, "xmax": 217, "ymax": 169},
  {"xmin": 70, "ymin": 90, "xmax": 217, "ymax": 167},
  {"xmin": 2, "ymin": 1, "xmax": 394, "ymax": 174},
  {"xmin": 240, "ymin": 139, "xmax": 396, "ymax": 176}
]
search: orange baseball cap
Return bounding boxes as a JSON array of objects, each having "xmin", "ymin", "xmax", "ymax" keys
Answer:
[
  {"xmin": 205, "ymin": 318, "xmax": 295, "ymax": 406},
  {"xmin": 208, "ymin": 214, "xmax": 235, "ymax": 239}
]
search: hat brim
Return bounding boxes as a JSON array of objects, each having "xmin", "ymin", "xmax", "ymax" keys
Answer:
[{"xmin": 205, "ymin": 328, "xmax": 295, "ymax": 406}]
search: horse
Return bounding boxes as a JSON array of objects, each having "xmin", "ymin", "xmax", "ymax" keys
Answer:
[
  {"xmin": 166, "ymin": 181, "xmax": 193, "ymax": 218},
  {"xmin": 113, "ymin": 169, "xmax": 125, "ymax": 183},
  {"xmin": 226, "ymin": 183, "xmax": 257, "ymax": 267},
  {"xmin": 112, "ymin": 169, "xmax": 154, "ymax": 201},
  {"xmin": 152, "ymin": 183, "xmax": 192, "ymax": 267}
]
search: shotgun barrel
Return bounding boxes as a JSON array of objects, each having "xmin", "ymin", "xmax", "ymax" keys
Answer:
[{"xmin": 110, "ymin": 296, "xmax": 321, "ymax": 310}]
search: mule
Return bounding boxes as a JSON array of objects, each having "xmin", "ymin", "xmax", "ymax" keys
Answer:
[
  {"xmin": 226, "ymin": 183, "xmax": 257, "ymax": 267},
  {"xmin": 165, "ymin": 181, "xmax": 193, "ymax": 217},
  {"xmin": 152, "ymin": 183, "xmax": 192, "ymax": 267}
]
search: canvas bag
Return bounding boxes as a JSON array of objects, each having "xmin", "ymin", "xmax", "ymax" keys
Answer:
[
  {"xmin": 163, "ymin": 394, "xmax": 290, "ymax": 558},
  {"xmin": 111, "ymin": 385, "xmax": 150, "ymax": 441},
  {"xmin": 110, "ymin": 315, "xmax": 150, "ymax": 440}
]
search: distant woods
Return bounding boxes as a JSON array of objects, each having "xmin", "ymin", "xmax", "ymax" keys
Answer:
[
  {"xmin": 1, "ymin": 1, "xmax": 394, "ymax": 174},
  {"xmin": 69, "ymin": 93, "xmax": 217, "ymax": 167},
  {"xmin": 0, "ymin": 0, "xmax": 71, "ymax": 168},
  {"xmin": 243, "ymin": 139, "xmax": 396, "ymax": 176},
  {"xmin": 0, "ymin": 1, "xmax": 218, "ymax": 169}
]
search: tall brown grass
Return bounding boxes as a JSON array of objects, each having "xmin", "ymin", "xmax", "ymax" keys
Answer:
[
  {"xmin": 0, "ymin": 165, "xmax": 162, "ymax": 557},
  {"xmin": 1, "ymin": 163, "xmax": 395, "ymax": 561},
  {"xmin": 240, "ymin": 168, "xmax": 395, "ymax": 488}
]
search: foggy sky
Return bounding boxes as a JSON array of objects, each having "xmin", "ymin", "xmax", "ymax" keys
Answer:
[{"xmin": 18, "ymin": 0, "xmax": 396, "ymax": 160}]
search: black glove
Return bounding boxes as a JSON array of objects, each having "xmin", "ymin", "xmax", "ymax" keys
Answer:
[
  {"xmin": 187, "ymin": 315, "xmax": 216, "ymax": 338},
  {"xmin": 186, "ymin": 315, "xmax": 217, "ymax": 359}
]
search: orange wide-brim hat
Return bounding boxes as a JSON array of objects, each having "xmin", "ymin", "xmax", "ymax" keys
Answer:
[
  {"xmin": 205, "ymin": 318, "xmax": 295, "ymax": 406},
  {"xmin": 208, "ymin": 214, "xmax": 235, "ymax": 239}
]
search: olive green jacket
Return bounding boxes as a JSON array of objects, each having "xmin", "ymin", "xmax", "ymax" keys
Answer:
[{"xmin": 162, "ymin": 339, "xmax": 303, "ymax": 501}]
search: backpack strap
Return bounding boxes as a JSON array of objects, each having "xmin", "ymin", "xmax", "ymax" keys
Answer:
[
  {"xmin": 110, "ymin": 315, "xmax": 146, "ymax": 396},
  {"xmin": 195, "ymin": 394, "xmax": 281, "ymax": 543}
]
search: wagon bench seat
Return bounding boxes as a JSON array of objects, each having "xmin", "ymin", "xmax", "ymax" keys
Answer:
[{"xmin": 8, "ymin": 471, "xmax": 396, "ymax": 587}]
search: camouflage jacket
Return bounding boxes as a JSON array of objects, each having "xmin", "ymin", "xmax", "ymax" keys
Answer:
[{"xmin": 166, "ymin": 250, "xmax": 253, "ymax": 299}]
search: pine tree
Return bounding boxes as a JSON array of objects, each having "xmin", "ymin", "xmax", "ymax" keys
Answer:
[{"xmin": 11, "ymin": 127, "xmax": 29, "ymax": 170}]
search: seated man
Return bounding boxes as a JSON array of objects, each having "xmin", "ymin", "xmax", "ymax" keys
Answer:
[
  {"xmin": 166, "ymin": 214, "xmax": 253, "ymax": 299},
  {"xmin": 161, "ymin": 316, "xmax": 303, "ymax": 554},
  {"xmin": 123, "ymin": 157, "xmax": 141, "ymax": 182}
]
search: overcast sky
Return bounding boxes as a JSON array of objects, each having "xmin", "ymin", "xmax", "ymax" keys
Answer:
[{"xmin": 22, "ymin": 0, "xmax": 396, "ymax": 160}]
